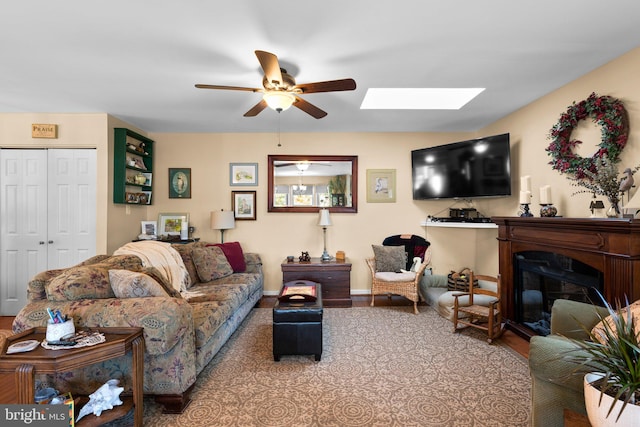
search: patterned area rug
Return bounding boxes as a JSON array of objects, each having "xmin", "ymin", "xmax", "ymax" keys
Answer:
[{"xmin": 141, "ymin": 306, "xmax": 531, "ymax": 426}]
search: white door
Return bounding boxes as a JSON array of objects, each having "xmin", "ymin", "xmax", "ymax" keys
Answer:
[
  {"xmin": 47, "ymin": 150, "xmax": 97, "ymax": 267},
  {"xmin": 0, "ymin": 149, "xmax": 96, "ymax": 315}
]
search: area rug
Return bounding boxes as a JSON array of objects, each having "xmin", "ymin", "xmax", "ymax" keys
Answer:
[{"xmin": 141, "ymin": 306, "xmax": 531, "ymax": 426}]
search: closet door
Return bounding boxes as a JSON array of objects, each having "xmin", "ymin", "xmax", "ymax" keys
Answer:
[
  {"xmin": 47, "ymin": 149, "xmax": 97, "ymax": 267},
  {"xmin": 0, "ymin": 149, "xmax": 96, "ymax": 315},
  {"xmin": 0, "ymin": 150, "xmax": 48, "ymax": 315}
]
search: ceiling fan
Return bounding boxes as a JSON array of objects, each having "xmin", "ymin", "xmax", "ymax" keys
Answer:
[{"xmin": 195, "ymin": 50, "xmax": 356, "ymax": 119}]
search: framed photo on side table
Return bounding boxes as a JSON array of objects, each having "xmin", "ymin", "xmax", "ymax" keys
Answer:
[
  {"xmin": 232, "ymin": 191, "xmax": 256, "ymax": 220},
  {"xmin": 158, "ymin": 213, "xmax": 189, "ymax": 236},
  {"xmin": 169, "ymin": 168, "xmax": 191, "ymax": 199},
  {"xmin": 230, "ymin": 163, "xmax": 258, "ymax": 186},
  {"xmin": 140, "ymin": 221, "xmax": 157, "ymax": 237},
  {"xmin": 366, "ymin": 169, "xmax": 396, "ymax": 203}
]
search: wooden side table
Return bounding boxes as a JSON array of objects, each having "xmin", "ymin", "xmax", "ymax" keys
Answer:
[
  {"xmin": 281, "ymin": 257, "xmax": 352, "ymax": 307},
  {"xmin": 0, "ymin": 327, "xmax": 144, "ymax": 427}
]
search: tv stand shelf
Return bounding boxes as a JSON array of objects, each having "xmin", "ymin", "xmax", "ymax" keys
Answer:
[{"xmin": 420, "ymin": 221, "xmax": 498, "ymax": 229}]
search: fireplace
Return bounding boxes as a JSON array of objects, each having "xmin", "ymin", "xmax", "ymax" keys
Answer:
[
  {"xmin": 514, "ymin": 251, "xmax": 604, "ymax": 336},
  {"xmin": 493, "ymin": 217, "xmax": 640, "ymax": 339}
]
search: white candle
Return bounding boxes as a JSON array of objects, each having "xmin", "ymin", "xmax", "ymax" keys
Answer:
[
  {"xmin": 540, "ymin": 185, "xmax": 552, "ymax": 205},
  {"xmin": 519, "ymin": 190, "xmax": 532, "ymax": 204},
  {"xmin": 520, "ymin": 176, "xmax": 531, "ymax": 192}
]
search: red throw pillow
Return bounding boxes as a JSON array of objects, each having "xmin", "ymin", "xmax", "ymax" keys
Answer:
[{"xmin": 207, "ymin": 242, "xmax": 246, "ymax": 273}]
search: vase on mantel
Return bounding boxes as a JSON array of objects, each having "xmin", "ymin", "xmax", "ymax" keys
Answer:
[{"xmin": 607, "ymin": 197, "xmax": 621, "ymax": 218}]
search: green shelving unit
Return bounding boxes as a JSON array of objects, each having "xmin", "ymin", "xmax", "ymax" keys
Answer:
[{"xmin": 113, "ymin": 128, "xmax": 154, "ymax": 205}]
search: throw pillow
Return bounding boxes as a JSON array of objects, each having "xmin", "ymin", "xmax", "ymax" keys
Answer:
[
  {"xmin": 109, "ymin": 269, "xmax": 169, "ymax": 298},
  {"xmin": 139, "ymin": 266, "xmax": 182, "ymax": 298},
  {"xmin": 591, "ymin": 299, "xmax": 640, "ymax": 344},
  {"xmin": 208, "ymin": 242, "xmax": 246, "ymax": 273},
  {"xmin": 372, "ymin": 245, "xmax": 407, "ymax": 272},
  {"xmin": 46, "ymin": 265, "xmax": 115, "ymax": 301},
  {"xmin": 192, "ymin": 246, "xmax": 234, "ymax": 282}
]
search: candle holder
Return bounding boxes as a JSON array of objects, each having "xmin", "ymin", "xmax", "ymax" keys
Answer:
[
  {"xmin": 540, "ymin": 204, "xmax": 557, "ymax": 217},
  {"xmin": 519, "ymin": 203, "xmax": 534, "ymax": 217}
]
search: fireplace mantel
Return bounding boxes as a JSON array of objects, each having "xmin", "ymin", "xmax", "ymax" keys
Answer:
[{"xmin": 493, "ymin": 216, "xmax": 640, "ymax": 337}]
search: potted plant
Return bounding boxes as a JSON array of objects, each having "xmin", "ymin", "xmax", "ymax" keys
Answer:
[
  {"xmin": 567, "ymin": 293, "xmax": 640, "ymax": 426},
  {"xmin": 328, "ymin": 175, "xmax": 346, "ymax": 206}
]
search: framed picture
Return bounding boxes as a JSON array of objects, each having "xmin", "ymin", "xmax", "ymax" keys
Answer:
[
  {"xmin": 367, "ymin": 169, "xmax": 396, "ymax": 203},
  {"xmin": 232, "ymin": 191, "xmax": 256, "ymax": 220},
  {"xmin": 169, "ymin": 168, "xmax": 191, "ymax": 198},
  {"xmin": 140, "ymin": 221, "xmax": 157, "ymax": 236},
  {"xmin": 158, "ymin": 212, "xmax": 189, "ymax": 236},
  {"xmin": 230, "ymin": 163, "xmax": 258, "ymax": 186}
]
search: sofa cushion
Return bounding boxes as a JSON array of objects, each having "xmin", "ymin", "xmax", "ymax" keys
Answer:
[
  {"xmin": 109, "ymin": 269, "xmax": 169, "ymax": 298},
  {"xmin": 208, "ymin": 242, "xmax": 246, "ymax": 273},
  {"xmin": 139, "ymin": 266, "xmax": 182, "ymax": 299},
  {"xmin": 192, "ymin": 246, "xmax": 234, "ymax": 282},
  {"xmin": 46, "ymin": 265, "xmax": 115, "ymax": 301},
  {"xmin": 171, "ymin": 243, "xmax": 201, "ymax": 288},
  {"xmin": 372, "ymin": 245, "xmax": 406, "ymax": 272}
]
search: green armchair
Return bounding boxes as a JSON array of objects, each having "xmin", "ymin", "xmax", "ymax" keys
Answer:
[{"xmin": 528, "ymin": 299, "xmax": 609, "ymax": 427}]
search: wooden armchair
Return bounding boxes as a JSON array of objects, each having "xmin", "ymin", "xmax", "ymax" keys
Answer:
[
  {"xmin": 451, "ymin": 271, "xmax": 504, "ymax": 343},
  {"xmin": 366, "ymin": 247, "xmax": 432, "ymax": 314}
]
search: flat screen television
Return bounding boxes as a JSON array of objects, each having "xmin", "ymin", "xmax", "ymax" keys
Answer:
[{"xmin": 412, "ymin": 133, "xmax": 511, "ymax": 200}]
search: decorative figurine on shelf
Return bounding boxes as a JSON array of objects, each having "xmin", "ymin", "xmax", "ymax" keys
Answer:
[
  {"xmin": 299, "ymin": 251, "xmax": 311, "ymax": 263},
  {"xmin": 76, "ymin": 379, "xmax": 124, "ymax": 421},
  {"xmin": 137, "ymin": 141, "xmax": 147, "ymax": 154}
]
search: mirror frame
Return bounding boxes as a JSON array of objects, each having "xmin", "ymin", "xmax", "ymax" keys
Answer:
[{"xmin": 268, "ymin": 154, "xmax": 358, "ymax": 213}]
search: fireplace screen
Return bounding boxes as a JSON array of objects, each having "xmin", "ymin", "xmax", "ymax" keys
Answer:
[{"xmin": 514, "ymin": 251, "xmax": 604, "ymax": 336}]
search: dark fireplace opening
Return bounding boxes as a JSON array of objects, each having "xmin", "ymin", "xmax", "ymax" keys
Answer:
[{"xmin": 514, "ymin": 251, "xmax": 604, "ymax": 336}]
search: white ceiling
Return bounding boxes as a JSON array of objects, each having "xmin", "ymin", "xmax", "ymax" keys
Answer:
[{"xmin": 2, "ymin": 1, "xmax": 639, "ymax": 134}]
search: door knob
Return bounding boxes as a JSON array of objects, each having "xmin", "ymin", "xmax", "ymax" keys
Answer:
[
  {"xmin": 48, "ymin": 240, "xmax": 54, "ymax": 244},
  {"xmin": 39, "ymin": 241, "xmax": 45, "ymax": 245}
]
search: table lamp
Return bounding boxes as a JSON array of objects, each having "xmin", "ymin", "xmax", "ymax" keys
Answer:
[
  {"xmin": 210, "ymin": 210, "xmax": 235, "ymax": 243},
  {"xmin": 318, "ymin": 208, "xmax": 332, "ymax": 261},
  {"xmin": 623, "ymin": 189, "xmax": 640, "ymax": 218}
]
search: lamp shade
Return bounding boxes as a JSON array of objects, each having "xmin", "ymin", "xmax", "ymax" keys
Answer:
[
  {"xmin": 624, "ymin": 189, "xmax": 640, "ymax": 218},
  {"xmin": 211, "ymin": 210, "xmax": 235, "ymax": 230},
  {"xmin": 318, "ymin": 208, "xmax": 332, "ymax": 227}
]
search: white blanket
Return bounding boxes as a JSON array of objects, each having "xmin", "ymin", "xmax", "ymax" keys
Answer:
[{"xmin": 114, "ymin": 241, "xmax": 191, "ymax": 292}]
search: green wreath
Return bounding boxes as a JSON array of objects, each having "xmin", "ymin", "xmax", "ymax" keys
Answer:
[{"xmin": 546, "ymin": 92, "xmax": 629, "ymax": 180}]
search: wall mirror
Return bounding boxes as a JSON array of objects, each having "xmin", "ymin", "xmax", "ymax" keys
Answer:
[{"xmin": 268, "ymin": 154, "xmax": 358, "ymax": 213}]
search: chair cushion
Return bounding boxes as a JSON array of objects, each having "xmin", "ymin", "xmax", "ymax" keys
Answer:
[
  {"xmin": 109, "ymin": 269, "xmax": 169, "ymax": 298},
  {"xmin": 374, "ymin": 271, "xmax": 416, "ymax": 282},
  {"xmin": 372, "ymin": 245, "xmax": 406, "ymax": 272},
  {"xmin": 192, "ymin": 246, "xmax": 234, "ymax": 282}
]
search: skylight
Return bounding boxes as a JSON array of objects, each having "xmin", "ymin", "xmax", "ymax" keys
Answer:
[{"xmin": 360, "ymin": 88, "xmax": 485, "ymax": 110}]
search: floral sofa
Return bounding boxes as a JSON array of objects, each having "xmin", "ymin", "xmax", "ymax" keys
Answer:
[{"xmin": 12, "ymin": 241, "xmax": 263, "ymax": 413}]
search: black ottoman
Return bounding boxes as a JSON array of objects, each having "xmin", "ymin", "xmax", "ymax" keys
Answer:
[{"xmin": 273, "ymin": 281, "xmax": 323, "ymax": 361}]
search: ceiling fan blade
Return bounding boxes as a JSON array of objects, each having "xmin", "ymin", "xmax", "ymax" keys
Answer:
[
  {"xmin": 255, "ymin": 50, "xmax": 283, "ymax": 86},
  {"xmin": 195, "ymin": 84, "xmax": 262, "ymax": 92},
  {"xmin": 295, "ymin": 78, "xmax": 356, "ymax": 94},
  {"xmin": 243, "ymin": 99, "xmax": 268, "ymax": 117},
  {"xmin": 293, "ymin": 96, "xmax": 327, "ymax": 119}
]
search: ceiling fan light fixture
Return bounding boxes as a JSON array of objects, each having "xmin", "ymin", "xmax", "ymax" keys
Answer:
[{"xmin": 263, "ymin": 91, "xmax": 295, "ymax": 112}]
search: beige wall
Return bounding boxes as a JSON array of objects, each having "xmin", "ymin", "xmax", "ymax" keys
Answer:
[
  {"xmin": 0, "ymin": 113, "xmax": 111, "ymax": 254},
  {"xmin": 3, "ymin": 46, "xmax": 639, "ymax": 296}
]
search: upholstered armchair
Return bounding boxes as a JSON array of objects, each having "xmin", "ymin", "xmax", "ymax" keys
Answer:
[{"xmin": 528, "ymin": 299, "xmax": 609, "ymax": 427}]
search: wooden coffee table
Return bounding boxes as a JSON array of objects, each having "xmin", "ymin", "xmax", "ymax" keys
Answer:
[{"xmin": 0, "ymin": 327, "xmax": 144, "ymax": 427}]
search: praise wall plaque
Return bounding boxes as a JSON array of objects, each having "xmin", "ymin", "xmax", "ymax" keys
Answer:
[{"xmin": 32, "ymin": 123, "xmax": 58, "ymax": 138}]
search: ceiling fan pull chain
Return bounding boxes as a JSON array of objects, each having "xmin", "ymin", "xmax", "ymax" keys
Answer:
[{"xmin": 277, "ymin": 111, "xmax": 282, "ymax": 147}]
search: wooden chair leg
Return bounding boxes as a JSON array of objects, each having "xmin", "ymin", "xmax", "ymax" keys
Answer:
[
  {"xmin": 371, "ymin": 294, "xmax": 375, "ymax": 307},
  {"xmin": 413, "ymin": 301, "xmax": 419, "ymax": 315}
]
